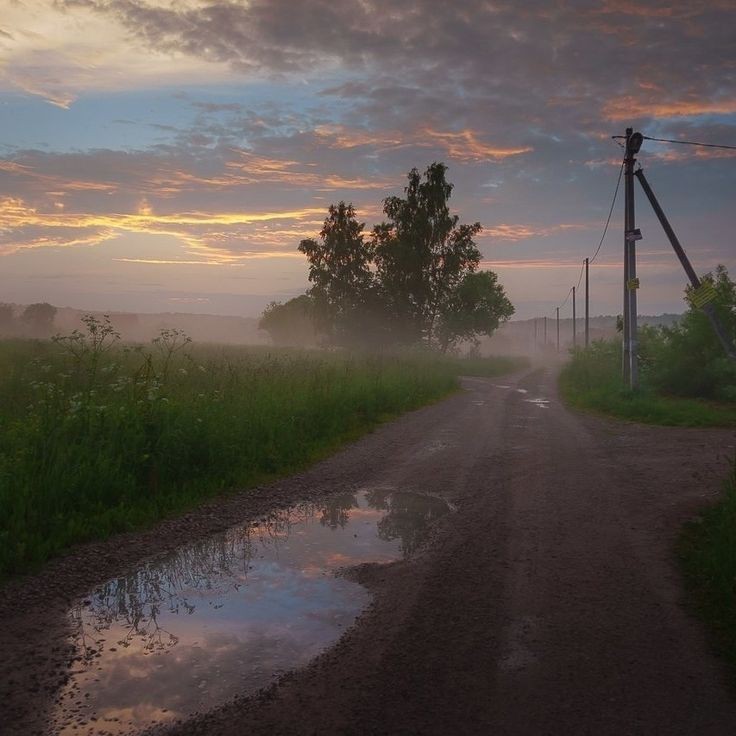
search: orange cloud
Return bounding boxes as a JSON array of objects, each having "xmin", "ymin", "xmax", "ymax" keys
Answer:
[
  {"xmin": 418, "ymin": 129, "xmax": 533, "ymax": 162},
  {"xmin": 0, "ymin": 197, "xmax": 326, "ymax": 262},
  {"xmin": 603, "ymin": 96, "xmax": 736, "ymax": 120},
  {"xmin": 480, "ymin": 223, "xmax": 588, "ymax": 241}
]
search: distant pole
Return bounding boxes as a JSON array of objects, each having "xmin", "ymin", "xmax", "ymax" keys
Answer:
[
  {"xmin": 534, "ymin": 318, "xmax": 538, "ymax": 350},
  {"xmin": 584, "ymin": 257, "xmax": 590, "ymax": 348},
  {"xmin": 544, "ymin": 316, "xmax": 547, "ymax": 347},
  {"xmin": 622, "ymin": 128, "xmax": 632, "ymax": 385},
  {"xmin": 556, "ymin": 308, "xmax": 560, "ymax": 352},
  {"xmin": 572, "ymin": 286, "xmax": 577, "ymax": 350}
]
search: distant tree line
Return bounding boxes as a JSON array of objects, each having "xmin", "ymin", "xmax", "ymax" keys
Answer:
[
  {"xmin": 0, "ymin": 302, "xmax": 57, "ymax": 338},
  {"xmin": 260, "ymin": 163, "xmax": 514, "ymax": 352}
]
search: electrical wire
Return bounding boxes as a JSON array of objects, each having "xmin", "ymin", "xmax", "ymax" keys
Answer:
[
  {"xmin": 556, "ymin": 287, "xmax": 573, "ymax": 311},
  {"xmin": 552, "ymin": 153, "xmax": 624, "ymax": 315},
  {"xmin": 589, "ymin": 157, "xmax": 625, "ymax": 265},
  {"xmin": 642, "ymin": 134, "xmax": 736, "ymax": 151}
]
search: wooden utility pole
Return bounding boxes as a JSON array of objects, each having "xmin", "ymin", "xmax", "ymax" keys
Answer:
[
  {"xmin": 544, "ymin": 316, "xmax": 547, "ymax": 347},
  {"xmin": 622, "ymin": 128, "xmax": 634, "ymax": 386},
  {"xmin": 534, "ymin": 318, "xmax": 538, "ymax": 350},
  {"xmin": 556, "ymin": 307, "xmax": 560, "ymax": 352},
  {"xmin": 623, "ymin": 128, "xmax": 643, "ymax": 389},
  {"xmin": 572, "ymin": 286, "xmax": 577, "ymax": 349},
  {"xmin": 584, "ymin": 257, "xmax": 590, "ymax": 348}
]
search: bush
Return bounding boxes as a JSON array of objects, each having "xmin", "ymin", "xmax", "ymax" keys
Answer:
[{"xmin": 639, "ymin": 265, "xmax": 736, "ymax": 402}]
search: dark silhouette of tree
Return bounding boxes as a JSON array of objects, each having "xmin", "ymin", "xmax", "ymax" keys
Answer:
[
  {"xmin": 259, "ymin": 295, "xmax": 319, "ymax": 346},
  {"xmin": 372, "ymin": 163, "xmax": 486, "ymax": 347},
  {"xmin": 437, "ymin": 270, "xmax": 514, "ymax": 352},
  {"xmin": 298, "ymin": 202, "xmax": 376, "ymax": 345},
  {"xmin": 277, "ymin": 163, "xmax": 514, "ymax": 350},
  {"xmin": 21, "ymin": 302, "xmax": 57, "ymax": 337}
]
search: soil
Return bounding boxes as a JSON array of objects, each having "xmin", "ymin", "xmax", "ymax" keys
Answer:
[{"xmin": 2, "ymin": 365, "xmax": 736, "ymax": 735}]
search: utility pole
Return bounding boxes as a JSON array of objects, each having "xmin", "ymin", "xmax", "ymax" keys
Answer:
[
  {"xmin": 622, "ymin": 128, "xmax": 632, "ymax": 384},
  {"xmin": 572, "ymin": 286, "xmax": 577, "ymax": 350},
  {"xmin": 623, "ymin": 128, "xmax": 643, "ymax": 389},
  {"xmin": 584, "ymin": 257, "xmax": 590, "ymax": 348},
  {"xmin": 556, "ymin": 308, "xmax": 560, "ymax": 353},
  {"xmin": 544, "ymin": 316, "xmax": 547, "ymax": 347},
  {"xmin": 534, "ymin": 318, "xmax": 538, "ymax": 351}
]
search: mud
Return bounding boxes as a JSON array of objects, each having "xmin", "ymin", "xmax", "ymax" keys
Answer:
[{"xmin": 2, "ymin": 366, "xmax": 735, "ymax": 735}]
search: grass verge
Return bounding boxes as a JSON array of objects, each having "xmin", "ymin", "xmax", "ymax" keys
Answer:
[
  {"xmin": 559, "ymin": 342, "xmax": 736, "ymax": 427},
  {"xmin": 679, "ymin": 463, "xmax": 736, "ymax": 682},
  {"xmin": 0, "ymin": 333, "xmax": 520, "ymax": 579}
]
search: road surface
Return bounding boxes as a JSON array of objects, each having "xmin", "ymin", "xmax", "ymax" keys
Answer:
[{"xmin": 2, "ymin": 365, "xmax": 735, "ymax": 735}]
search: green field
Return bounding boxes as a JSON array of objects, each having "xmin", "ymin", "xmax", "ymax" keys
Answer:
[{"xmin": 0, "ymin": 324, "xmax": 522, "ymax": 578}]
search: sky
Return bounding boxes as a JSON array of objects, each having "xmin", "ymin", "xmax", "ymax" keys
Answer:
[{"xmin": 1, "ymin": 0, "xmax": 734, "ymax": 320}]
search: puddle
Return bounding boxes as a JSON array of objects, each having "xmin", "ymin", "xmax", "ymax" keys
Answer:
[
  {"xmin": 524, "ymin": 398, "xmax": 551, "ymax": 409},
  {"xmin": 52, "ymin": 490, "xmax": 450, "ymax": 735},
  {"xmin": 515, "ymin": 388, "xmax": 528, "ymax": 394}
]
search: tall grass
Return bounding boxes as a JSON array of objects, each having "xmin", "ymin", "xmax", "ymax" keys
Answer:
[
  {"xmin": 0, "ymin": 321, "xmax": 520, "ymax": 577},
  {"xmin": 559, "ymin": 341, "xmax": 736, "ymax": 427},
  {"xmin": 679, "ymin": 463, "xmax": 736, "ymax": 681}
]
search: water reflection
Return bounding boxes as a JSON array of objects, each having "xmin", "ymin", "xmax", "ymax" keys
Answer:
[{"xmin": 52, "ymin": 490, "xmax": 449, "ymax": 735}]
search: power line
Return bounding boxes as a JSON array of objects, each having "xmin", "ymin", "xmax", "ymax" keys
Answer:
[
  {"xmin": 551, "ymin": 153, "xmax": 624, "ymax": 316},
  {"xmin": 589, "ymin": 158, "xmax": 625, "ymax": 264},
  {"xmin": 641, "ymin": 134, "xmax": 736, "ymax": 151},
  {"xmin": 556, "ymin": 287, "xmax": 573, "ymax": 310}
]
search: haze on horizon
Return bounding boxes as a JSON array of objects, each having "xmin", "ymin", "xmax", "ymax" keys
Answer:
[{"xmin": 1, "ymin": 0, "xmax": 734, "ymax": 321}]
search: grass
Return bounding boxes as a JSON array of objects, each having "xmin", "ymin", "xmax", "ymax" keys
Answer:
[
  {"xmin": 559, "ymin": 341, "xmax": 736, "ymax": 427},
  {"xmin": 0, "ymin": 322, "xmax": 521, "ymax": 579},
  {"xmin": 679, "ymin": 463, "xmax": 736, "ymax": 682}
]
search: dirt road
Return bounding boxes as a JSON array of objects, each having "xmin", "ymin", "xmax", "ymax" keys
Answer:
[{"xmin": 2, "ymin": 366, "xmax": 736, "ymax": 734}]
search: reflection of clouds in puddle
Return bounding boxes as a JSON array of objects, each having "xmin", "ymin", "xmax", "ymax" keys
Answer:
[
  {"xmin": 54, "ymin": 490, "xmax": 450, "ymax": 734},
  {"xmin": 515, "ymin": 388, "xmax": 528, "ymax": 394},
  {"xmin": 492, "ymin": 384, "xmax": 511, "ymax": 389}
]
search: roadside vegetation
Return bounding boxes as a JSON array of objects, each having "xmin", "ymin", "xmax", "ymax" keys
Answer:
[
  {"xmin": 679, "ymin": 463, "xmax": 736, "ymax": 681},
  {"xmin": 560, "ymin": 265, "xmax": 736, "ymax": 427},
  {"xmin": 0, "ymin": 318, "xmax": 522, "ymax": 579}
]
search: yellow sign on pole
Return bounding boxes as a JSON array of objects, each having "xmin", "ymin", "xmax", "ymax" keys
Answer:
[
  {"xmin": 691, "ymin": 282, "xmax": 717, "ymax": 308},
  {"xmin": 627, "ymin": 278, "xmax": 640, "ymax": 291}
]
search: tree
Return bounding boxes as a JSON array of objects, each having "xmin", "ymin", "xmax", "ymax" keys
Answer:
[
  {"xmin": 259, "ymin": 295, "xmax": 319, "ymax": 347},
  {"xmin": 437, "ymin": 270, "xmax": 514, "ymax": 352},
  {"xmin": 298, "ymin": 202, "xmax": 374, "ymax": 345},
  {"xmin": 372, "ymin": 163, "xmax": 483, "ymax": 346},
  {"xmin": 293, "ymin": 163, "xmax": 514, "ymax": 351},
  {"xmin": 639, "ymin": 264, "xmax": 736, "ymax": 401},
  {"xmin": 21, "ymin": 302, "xmax": 57, "ymax": 337}
]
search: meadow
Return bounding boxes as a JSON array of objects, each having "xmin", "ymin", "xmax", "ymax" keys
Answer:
[{"xmin": 0, "ymin": 318, "xmax": 522, "ymax": 578}]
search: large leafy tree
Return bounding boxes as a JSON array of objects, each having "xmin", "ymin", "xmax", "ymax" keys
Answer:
[
  {"xmin": 298, "ymin": 202, "xmax": 374, "ymax": 344},
  {"xmin": 288, "ymin": 163, "xmax": 514, "ymax": 351},
  {"xmin": 437, "ymin": 271, "xmax": 515, "ymax": 352},
  {"xmin": 372, "ymin": 163, "xmax": 484, "ymax": 346}
]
